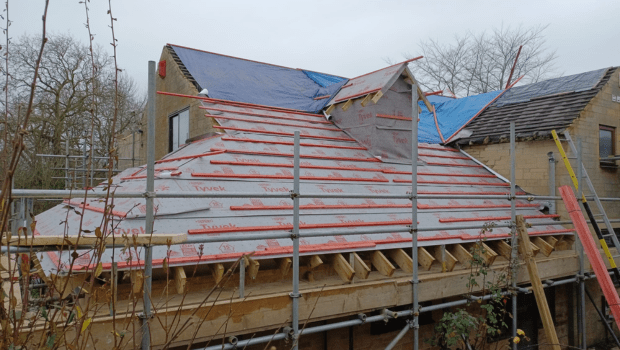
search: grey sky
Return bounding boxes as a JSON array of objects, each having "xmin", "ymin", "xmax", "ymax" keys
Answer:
[{"xmin": 9, "ymin": 0, "xmax": 620, "ymax": 94}]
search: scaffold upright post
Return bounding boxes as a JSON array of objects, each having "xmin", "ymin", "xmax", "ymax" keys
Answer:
[
  {"xmin": 509, "ymin": 121, "xmax": 517, "ymax": 350},
  {"xmin": 292, "ymin": 130, "xmax": 301, "ymax": 349},
  {"xmin": 576, "ymin": 138, "xmax": 586, "ymax": 349},
  {"xmin": 411, "ymin": 83, "xmax": 419, "ymax": 350},
  {"xmin": 142, "ymin": 60, "xmax": 156, "ymax": 350}
]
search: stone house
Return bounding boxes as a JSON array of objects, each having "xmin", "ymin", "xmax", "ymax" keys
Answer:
[{"xmin": 451, "ymin": 67, "xmax": 620, "ymax": 226}]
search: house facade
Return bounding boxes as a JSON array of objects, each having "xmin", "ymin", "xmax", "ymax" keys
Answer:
[{"xmin": 454, "ymin": 68, "xmax": 620, "ymax": 227}]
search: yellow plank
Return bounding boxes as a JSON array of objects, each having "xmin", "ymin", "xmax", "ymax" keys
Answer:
[
  {"xmin": 341, "ymin": 99, "xmax": 353, "ymax": 111},
  {"xmin": 388, "ymin": 249, "xmax": 413, "ymax": 273},
  {"xmin": 543, "ymin": 236, "xmax": 559, "ymax": 248},
  {"xmin": 431, "ymin": 246, "xmax": 457, "ymax": 272},
  {"xmin": 130, "ymin": 270, "xmax": 144, "ymax": 296},
  {"xmin": 371, "ymin": 251, "xmax": 395, "ymax": 277},
  {"xmin": 308, "ymin": 255, "xmax": 323, "ymax": 269},
  {"xmin": 244, "ymin": 256, "xmax": 259, "ymax": 280},
  {"xmin": 489, "ymin": 240, "xmax": 512, "ymax": 260},
  {"xmin": 533, "ymin": 237, "xmax": 554, "ymax": 257},
  {"xmin": 174, "ymin": 266, "xmax": 186, "ymax": 295},
  {"xmin": 278, "ymin": 258, "xmax": 292, "ymax": 277},
  {"xmin": 417, "ymin": 247, "xmax": 435, "ymax": 271},
  {"xmin": 371, "ymin": 90, "xmax": 383, "ymax": 104},
  {"xmin": 352, "ymin": 253, "xmax": 370, "ymax": 280},
  {"xmin": 325, "ymin": 104, "xmax": 335, "ymax": 115},
  {"xmin": 448, "ymin": 244, "xmax": 472, "ymax": 267},
  {"xmin": 211, "ymin": 263, "xmax": 225, "ymax": 284},
  {"xmin": 516, "ymin": 215, "xmax": 561, "ymax": 350},
  {"xmin": 360, "ymin": 94, "xmax": 372, "ymax": 107},
  {"xmin": 332, "ymin": 253, "xmax": 354, "ymax": 282}
]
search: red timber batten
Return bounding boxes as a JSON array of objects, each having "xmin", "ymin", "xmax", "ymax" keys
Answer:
[
  {"xmin": 393, "ymin": 179, "xmax": 510, "ymax": 186},
  {"xmin": 213, "ymin": 126, "xmax": 355, "ymax": 142},
  {"xmin": 439, "ymin": 214, "xmax": 559, "ymax": 223},
  {"xmin": 210, "ymin": 160, "xmax": 383, "ymax": 173},
  {"xmin": 384, "ymin": 170, "xmax": 495, "ymax": 178},
  {"xmin": 221, "ymin": 136, "xmax": 366, "ymax": 150},
  {"xmin": 208, "ymin": 114, "xmax": 341, "ymax": 132},
  {"xmin": 559, "ymin": 185, "xmax": 620, "ymax": 326},
  {"xmin": 425, "ymin": 162, "xmax": 483, "ymax": 168},
  {"xmin": 418, "ymin": 153, "xmax": 470, "ymax": 160},
  {"xmin": 157, "ymin": 91, "xmax": 325, "ymax": 118},
  {"xmin": 418, "ymin": 144, "xmax": 460, "ymax": 152},
  {"xmin": 209, "ymin": 148, "xmax": 380, "ymax": 162},
  {"xmin": 229, "ymin": 203, "xmax": 541, "ymax": 211},
  {"xmin": 200, "ymin": 106, "xmax": 333, "ymax": 124},
  {"xmin": 156, "ymin": 150, "xmax": 226, "ymax": 164},
  {"xmin": 191, "ymin": 173, "xmax": 389, "ymax": 183},
  {"xmin": 188, "ymin": 219, "xmax": 415, "ymax": 235},
  {"xmin": 64, "ymin": 200, "xmax": 127, "ymax": 218}
]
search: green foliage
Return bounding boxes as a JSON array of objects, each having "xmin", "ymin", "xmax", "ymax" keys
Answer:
[{"xmin": 426, "ymin": 223, "xmax": 512, "ymax": 350}]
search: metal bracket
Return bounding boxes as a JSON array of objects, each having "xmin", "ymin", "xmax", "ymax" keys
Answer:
[
  {"xmin": 137, "ymin": 312, "xmax": 153, "ymax": 320},
  {"xmin": 289, "ymin": 292, "xmax": 301, "ymax": 298},
  {"xmin": 289, "ymin": 190, "xmax": 298, "ymax": 199},
  {"xmin": 289, "ymin": 232, "xmax": 299, "ymax": 239},
  {"xmin": 143, "ymin": 191, "xmax": 156, "ymax": 199}
]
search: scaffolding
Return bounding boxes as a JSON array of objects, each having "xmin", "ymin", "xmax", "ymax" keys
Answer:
[{"xmin": 4, "ymin": 60, "xmax": 617, "ymax": 350}]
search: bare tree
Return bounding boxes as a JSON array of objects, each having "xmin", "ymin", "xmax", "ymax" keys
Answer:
[
  {"xmin": 406, "ymin": 25, "xmax": 559, "ymax": 97},
  {"xmin": 2, "ymin": 33, "xmax": 144, "ymax": 192}
]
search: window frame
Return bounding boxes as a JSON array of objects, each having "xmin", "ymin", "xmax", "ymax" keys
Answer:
[
  {"xmin": 168, "ymin": 107, "xmax": 190, "ymax": 153},
  {"xmin": 599, "ymin": 125, "xmax": 616, "ymax": 168}
]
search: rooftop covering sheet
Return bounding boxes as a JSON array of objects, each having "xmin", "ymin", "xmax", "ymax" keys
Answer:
[{"xmin": 170, "ymin": 44, "xmax": 347, "ymax": 113}]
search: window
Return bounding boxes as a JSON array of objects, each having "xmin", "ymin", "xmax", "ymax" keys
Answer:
[
  {"xmin": 599, "ymin": 125, "xmax": 616, "ymax": 167},
  {"xmin": 169, "ymin": 108, "xmax": 189, "ymax": 152}
]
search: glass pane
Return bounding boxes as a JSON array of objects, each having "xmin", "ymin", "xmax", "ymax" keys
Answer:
[
  {"xmin": 171, "ymin": 115, "xmax": 179, "ymax": 151},
  {"xmin": 178, "ymin": 109, "xmax": 190, "ymax": 146},
  {"xmin": 599, "ymin": 129, "xmax": 613, "ymax": 159}
]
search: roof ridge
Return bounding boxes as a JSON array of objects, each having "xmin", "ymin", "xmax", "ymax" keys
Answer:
[{"xmin": 167, "ymin": 43, "xmax": 346, "ymax": 79}]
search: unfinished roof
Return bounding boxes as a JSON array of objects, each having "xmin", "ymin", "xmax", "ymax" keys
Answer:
[
  {"xmin": 34, "ymin": 95, "xmax": 570, "ymax": 275},
  {"xmin": 166, "ymin": 44, "xmax": 348, "ymax": 113},
  {"xmin": 452, "ymin": 67, "xmax": 616, "ymax": 145}
]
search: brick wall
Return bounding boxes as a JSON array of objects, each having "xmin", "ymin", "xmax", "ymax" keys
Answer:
[
  {"xmin": 139, "ymin": 47, "xmax": 217, "ymax": 162},
  {"xmin": 463, "ymin": 68, "xmax": 620, "ymax": 225}
]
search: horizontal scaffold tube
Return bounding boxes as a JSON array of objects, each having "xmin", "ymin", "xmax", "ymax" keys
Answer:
[{"xmin": 200, "ymin": 273, "xmax": 596, "ymax": 350}]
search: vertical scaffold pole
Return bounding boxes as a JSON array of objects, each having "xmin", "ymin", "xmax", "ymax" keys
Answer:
[
  {"xmin": 509, "ymin": 122, "xmax": 517, "ymax": 350},
  {"xmin": 411, "ymin": 84, "xmax": 419, "ymax": 350},
  {"xmin": 292, "ymin": 131, "xmax": 301, "ymax": 350},
  {"xmin": 548, "ymin": 152, "xmax": 556, "ymax": 215},
  {"xmin": 576, "ymin": 138, "xmax": 586, "ymax": 349},
  {"xmin": 142, "ymin": 60, "xmax": 156, "ymax": 350}
]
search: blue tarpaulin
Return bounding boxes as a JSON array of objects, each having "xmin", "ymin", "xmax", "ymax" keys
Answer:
[
  {"xmin": 418, "ymin": 91, "xmax": 502, "ymax": 144},
  {"xmin": 171, "ymin": 45, "xmax": 348, "ymax": 113}
]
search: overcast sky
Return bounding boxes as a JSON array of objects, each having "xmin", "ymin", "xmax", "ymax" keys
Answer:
[{"xmin": 9, "ymin": 0, "xmax": 620, "ymax": 95}]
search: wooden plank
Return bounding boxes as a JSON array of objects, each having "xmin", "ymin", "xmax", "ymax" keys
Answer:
[
  {"xmin": 308, "ymin": 255, "xmax": 323, "ymax": 269},
  {"xmin": 489, "ymin": 240, "xmax": 512, "ymax": 260},
  {"xmin": 278, "ymin": 258, "xmax": 292, "ymax": 277},
  {"xmin": 388, "ymin": 249, "xmax": 413, "ymax": 273},
  {"xmin": 516, "ymin": 215, "xmax": 561, "ymax": 350},
  {"xmin": 211, "ymin": 263, "xmax": 225, "ymax": 284},
  {"xmin": 352, "ymin": 253, "xmax": 370, "ymax": 280},
  {"xmin": 432, "ymin": 246, "xmax": 457, "ymax": 272},
  {"xmin": 0, "ymin": 233, "xmax": 187, "ymax": 247},
  {"xmin": 174, "ymin": 266, "xmax": 186, "ymax": 294},
  {"xmin": 130, "ymin": 270, "xmax": 144, "ymax": 296},
  {"xmin": 244, "ymin": 256, "xmax": 259, "ymax": 280},
  {"xmin": 341, "ymin": 99, "xmax": 353, "ymax": 111},
  {"xmin": 480, "ymin": 242, "xmax": 499, "ymax": 266},
  {"xmin": 30, "ymin": 253, "xmax": 51, "ymax": 285},
  {"xmin": 1, "ymin": 254, "xmax": 21, "ymax": 312},
  {"xmin": 530, "ymin": 241, "xmax": 541, "ymax": 256},
  {"xmin": 332, "ymin": 253, "xmax": 354, "ymax": 282},
  {"xmin": 360, "ymin": 94, "xmax": 372, "ymax": 107},
  {"xmin": 417, "ymin": 247, "xmax": 435, "ymax": 271},
  {"xmin": 543, "ymin": 236, "xmax": 559, "ymax": 248},
  {"xmin": 371, "ymin": 251, "xmax": 395, "ymax": 277},
  {"xmin": 325, "ymin": 104, "xmax": 335, "ymax": 115},
  {"xmin": 371, "ymin": 90, "xmax": 383, "ymax": 104},
  {"xmin": 555, "ymin": 235, "xmax": 575, "ymax": 251},
  {"xmin": 533, "ymin": 237, "xmax": 554, "ymax": 257},
  {"xmin": 448, "ymin": 244, "xmax": 472, "ymax": 267},
  {"xmin": 403, "ymin": 68, "xmax": 433, "ymax": 111}
]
